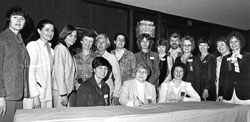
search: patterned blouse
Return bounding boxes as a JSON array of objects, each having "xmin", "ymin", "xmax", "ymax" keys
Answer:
[
  {"xmin": 111, "ymin": 49, "xmax": 136, "ymax": 84},
  {"xmin": 74, "ymin": 51, "xmax": 97, "ymax": 85}
]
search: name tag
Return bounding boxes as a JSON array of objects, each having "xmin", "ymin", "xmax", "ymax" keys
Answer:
[{"xmin": 150, "ymin": 57, "xmax": 155, "ymax": 60}]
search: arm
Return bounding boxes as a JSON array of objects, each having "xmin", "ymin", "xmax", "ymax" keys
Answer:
[
  {"xmin": 0, "ymin": 39, "xmax": 6, "ymax": 116},
  {"xmin": 54, "ymin": 45, "xmax": 67, "ymax": 95},
  {"xmin": 218, "ymin": 57, "xmax": 228, "ymax": 100},
  {"xmin": 129, "ymin": 53, "xmax": 136, "ymax": 79},
  {"xmin": 184, "ymin": 82, "xmax": 201, "ymax": 102},
  {"xmin": 119, "ymin": 81, "xmax": 133, "ymax": 106},
  {"xmin": 151, "ymin": 85, "xmax": 157, "ymax": 103},
  {"xmin": 26, "ymin": 42, "xmax": 41, "ymax": 108},
  {"xmin": 158, "ymin": 83, "xmax": 168, "ymax": 103},
  {"xmin": 205, "ymin": 55, "xmax": 216, "ymax": 90},
  {"xmin": 148, "ymin": 53, "xmax": 160, "ymax": 85},
  {"xmin": 26, "ymin": 42, "xmax": 40, "ymax": 98},
  {"xmin": 110, "ymin": 55, "xmax": 122, "ymax": 97},
  {"xmin": 76, "ymin": 84, "xmax": 88, "ymax": 106}
]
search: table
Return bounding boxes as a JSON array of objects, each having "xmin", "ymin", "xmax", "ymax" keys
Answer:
[{"xmin": 14, "ymin": 101, "xmax": 250, "ymax": 122}]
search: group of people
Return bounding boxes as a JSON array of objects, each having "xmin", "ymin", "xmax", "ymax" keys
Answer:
[{"xmin": 1, "ymin": 7, "xmax": 250, "ymax": 122}]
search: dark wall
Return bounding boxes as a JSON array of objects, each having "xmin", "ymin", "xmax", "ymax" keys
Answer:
[
  {"xmin": 0, "ymin": 0, "xmax": 248, "ymax": 53},
  {"xmin": 0, "ymin": 0, "xmax": 128, "ymax": 49}
]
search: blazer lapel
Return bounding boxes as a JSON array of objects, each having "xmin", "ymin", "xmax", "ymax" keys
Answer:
[{"xmin": 132, "ymin": 80, "xmax": 138, "ymax": 100}]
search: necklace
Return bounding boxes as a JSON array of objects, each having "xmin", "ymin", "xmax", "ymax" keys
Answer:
[{"xmin": 95, "ymin": 86, "xmax": 103, "ymax": 95}]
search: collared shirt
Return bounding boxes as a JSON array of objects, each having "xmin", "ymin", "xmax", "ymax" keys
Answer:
[
  {"xmin": 168, "ymin": 47, "xmax": 182, "ymax": 62},
  {"xmin": 136, "ymin": 80, "xmax": 146, "ymax": 103},
  {"xmin": 74, "ymin": 51, "xmax": 96, "ymax": 84}
]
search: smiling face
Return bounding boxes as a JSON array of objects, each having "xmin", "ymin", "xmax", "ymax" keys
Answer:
[
  {"xmin": 135, "ymin": 67, "xmax": 148, "ymax": 82},
  {"xmin": 140, "ymin": 37, "xmax": 150, "ymax": 50},
  {"xmin": 96, "ymin": 38, "xmax": 107, "ymax": 52},
  {"xmin": 114, "ymin": 35, "xmax": 125, "ymax": 49},
  {"xmin": 94, "ymin": 65, "xmax": 108, "ymax": 80},
  {"xmin": 199, "ymin": 43, "xmax": 209, "ymax": 54},
  {"xmin": 38, "ymin": 23, "xmax": 54, "ymax": 42},
  {"xmin": 81, "ymin": 36, "xmax": 94, "ymax": 50},
  {"xmin": 170, "ymin": 37, "xmax": 180, "ymax": 49},
  {"xmin": 64, "ymin": 30, "xmax": 77, "ymax": 47},
  {"xmin": 217, "ymin": 41, "xmax": 229, "ymax": 55},
  {"xmin": 229, "ymin": 36, "xmax": 241, "ymax": 51},
  {"xmin": 157, "ymin": 45, "xmax": 167, "ymax": 54},
  {"xmin": 182, "ymin": 40, "xmax": 192, "ymax": 54},
  {"xmin": 9, "ymin": 15, "xmax": 25, "ymax": 32},
  {"xmin": 173, "ymin": 66, "xmax": 184, "ymax": 80}
]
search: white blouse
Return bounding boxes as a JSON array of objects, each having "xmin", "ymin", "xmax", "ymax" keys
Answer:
[{"xmin": 158, "ymin": 80, "xmax": 200, "ymax": 103}]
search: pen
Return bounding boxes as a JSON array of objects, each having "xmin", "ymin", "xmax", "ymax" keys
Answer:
[{"xmin": 137, "ymin": 97, "xmax": 144, "ymax": 104}]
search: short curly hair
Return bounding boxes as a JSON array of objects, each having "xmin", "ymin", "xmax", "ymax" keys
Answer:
[
  {"xmin": 95, "ymin": 33, "xmax": 111, "ymax": 49},
  {"xmin": 171, "ymin": 62, "xmax": 187, "ymax": 81},
  {"xmin": 155, "ymin": 38, "xmax": 169, "ymax": 52},
  {"xmin": 227, "ymin": 31, "xmax": 245, "ymax": 49},
  {"xmin": 197, "ymin": 37, "xmax": 211, "ymax": 47},
  {"xmin": 136, "ymin": 33, "xmax": 154, "ymax": 50},
  {"xmin": 4, "ymin": 7, "xmax": 29, "ymax": 30},
  {"xmin": 180, "ymin": 36, "xmax": 196, "ymax": 52},
  {"xmin": 216, "ymin": 36, "xmax": 229, "ymax": 48}
]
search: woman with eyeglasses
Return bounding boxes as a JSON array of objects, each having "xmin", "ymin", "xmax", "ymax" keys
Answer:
[
  {"xmin": 119, "ymin": 64, "xmax": 156, "ymax": 107},
  {"xmin": 174, "ymin": 36, "xmax": 201, "ymax": 94}
]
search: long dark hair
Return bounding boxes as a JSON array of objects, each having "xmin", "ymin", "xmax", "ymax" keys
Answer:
[{"xmin": 58, "ymin": 25, "xmax": 76, "ymax": 55}]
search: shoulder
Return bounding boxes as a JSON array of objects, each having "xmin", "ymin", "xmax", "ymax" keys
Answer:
[
  {"xmin": 74, "ymin": 52, "xmax": 82, "ymax": 59},
  {"xmin": 123, "ymin": 79, "xmax": 134, "ymax": 86},
  {"xmin": 26, "ymin": 41, "xmax": 39, "ymax": 48},
  {"xmin": 55, "ymin": 43, "xmax": 67, "ymax": 50},
  {"xmin": 150, "ymin": 51, "xmax": 158, "ymax": 56}
]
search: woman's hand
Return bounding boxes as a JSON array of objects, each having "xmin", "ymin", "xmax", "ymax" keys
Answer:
[
  {"xmin": 202, "ymin": 89, "xmax": 209, "ymax": 100},
  {"xmin": 61, "ymin": 95, "xmax": 68, "ymax": 106},
  {"xmin": 33, "ymin": 96, "xmax": 41, "ymax": 109},
  {"xmin": 134, "ymin": 99, "xmax": 144, "ymax": 107},
  {"xmin": 216, "ymin": 96, "xmax": 223, "ymax": 102},
  {"xmin": 0, "ymin": 97, "xmax": 6, "ymax": 116}
]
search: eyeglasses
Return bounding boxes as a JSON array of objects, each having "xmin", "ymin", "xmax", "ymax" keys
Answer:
[{"xmin": 183, "ymin": 44, "xmax": 192, "ymax": 47}]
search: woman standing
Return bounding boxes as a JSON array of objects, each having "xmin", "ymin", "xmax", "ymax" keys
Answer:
[
  {"xmin": 74, "ymin": 30, "xmax": 97, "ymax": 88},
  {"xmin": 198, "ymin": 37, "xmax": 216, "ymax": 101},
  {"xmin": 0, "ymin": 7, "xmax": 30, "ymax": 122},
  {"xmin": 158, "ymin": 63, "xmax": 200, "ymax": 103},
  {"xmin": 111, "ymin": 33, "xmax": 136, "ymax": 84},
  {"xmin": 175, "ymin": 36, "xmax": 201, "ymax": 94},
  {"xmin": 218, "ymin": 31, "xmax": 250, "ymax": 105},
  {"xmin": 215, "ymin": 37, "xmax": 230, "ymax": 98},
  {"xmin": 135, "ymin": 33, "xmax": 160, "ymax": 88},
  {"xmin": 155, "ymin": 38, "xmax": 171, "ymax": 86},
  {"xmin": 53, "ymin": 25, "xmax": 77, "ymax": 107},
  {"xmin": 24, "ymin": 19, "xmax": 54, "ymax": 109}
]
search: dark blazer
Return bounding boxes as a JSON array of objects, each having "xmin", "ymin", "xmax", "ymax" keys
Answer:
[
  {"xmin": 219, "ymin": 51, "xmax": 250, "ymax": 100},
  {"xmin": 135, "ymin": 51, "xmax": 160, "ymax": 88},
  {"xmin": 77, "ymin": 76, "xmax": 110, "ymax": 107},
  {"xmin": 175, "ymin": 55, "xmax": 201, "ymax": 94},
  {"xmin": 0, "ymin": 28, "xmax": 30, "ymax": 100},
  {"xmin": 198, "ymin": 53, "xmax": 216, "ymax": 101}
]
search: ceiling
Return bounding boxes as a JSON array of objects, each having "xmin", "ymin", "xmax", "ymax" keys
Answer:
[{"xmin": 110, "ymin": 0, "xmax": 250, "ymax": 30}]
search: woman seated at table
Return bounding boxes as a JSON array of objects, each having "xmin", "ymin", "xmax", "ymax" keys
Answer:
[
  {"xmin": 119, "ymin": 64, "xmax": 156, "ymax": 107},
  {"xmin": 77, "ymin": 57, "xmax": 112, "ymax": 106},
  {"xmin": 158, "ymin": 63, "xmax": 201, "ymax": 103}
]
